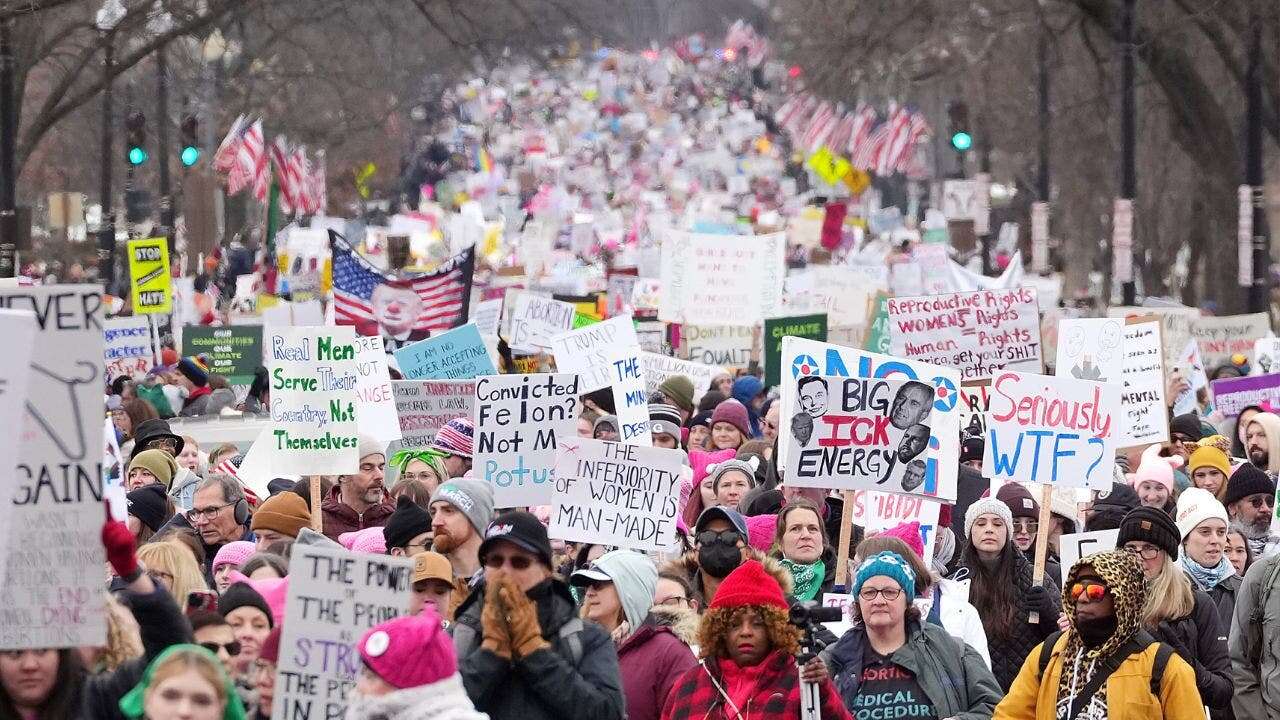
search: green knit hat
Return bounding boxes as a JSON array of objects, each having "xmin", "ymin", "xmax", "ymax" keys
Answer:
[
  {"xmin": 118, "ymin": 644, "xmax": 247, "ymax": 720},
  {"xmin": 658, "ymin": 375, "xmax": 695, "ymax": 414},
  {"xmin": 127, "ymin": 449, "xmax": 178, "ymax": 489}
]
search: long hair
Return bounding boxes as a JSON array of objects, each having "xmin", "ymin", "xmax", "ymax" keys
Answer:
[
  {"xmin": 134, "ymin": 494, "xmax": 176, "ymax": 545},
  {"xmin": 960, "ymin": 532, "xmax": 1023, "ymax": 642},
  {"xmin": 0, "ymin": 648, "xmax": 85, "ymax": 720},
  {"xmin": 98, "ymin": 592, "xmax": 144, "ymax": 672},
  {"xmin": 138, "ymin": 541, "xmax": 209, "ymax": 613},
  {"xmin": 697, "ymin": 605, "xmax": 800, "ymax": 661},
  {"xmin": 1141, "ymin": 554, "xmax": 1196, "ymax": 627},
  {"xmin": 1228, "ymin": 523, "xmax": 1256, "ymax": 576}
]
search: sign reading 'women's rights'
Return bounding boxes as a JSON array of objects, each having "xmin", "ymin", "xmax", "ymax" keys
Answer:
[
  {"xmin": 549, "ymin": 437, "xmax": 684, "ymax": 551},
  {"xmin": 886, "ymin": 287, "xmax": 1042, "ymax": 382},
  {"xmin": 274, "ymin": 544, "xmax": 413, "ymax": 720},
  {"xmin": 473, "ymin": 373, "xmax": 579, "ymax": 507},
  {"xmin": 268, "ymin": 326, "xmax": 361, "ymax": 475},
  {"xmin": 983, "ymin": 371, "xmax": 1121, "ymax": 490}
]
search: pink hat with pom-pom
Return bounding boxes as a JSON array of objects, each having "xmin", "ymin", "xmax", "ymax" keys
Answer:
[
  {"xmin": 228, "ymin": 570, "xmax": 289, "ymax": 627},
  {"xmin": 339, "ymin": 526, "xmax": 387, "ymax": 555},
  {"xmin": 875, "ymin": 521, "xmax": 925, "ymax": 559},
  {"xmin": 745, "ymin": 514, "xmax": 777, "ymax": 552},
  {"xmin": 1127, "ymin": 444, "xmax": 1182, "ymax": 495}
]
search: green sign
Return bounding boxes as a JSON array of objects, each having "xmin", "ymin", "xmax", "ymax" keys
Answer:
[
  {"xmin": 183, "ymin": 325, "xmax": 263, "ymax": 385},
  {"xmin": 863, "ymin": 294, "xmax": 892, "ymax": 354},
  {"xmin": 764, "ymin": 313, "xmax": 828, "ymax": 388}
]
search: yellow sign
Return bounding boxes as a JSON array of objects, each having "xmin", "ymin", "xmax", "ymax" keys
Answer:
[
  {"xmin": 126, "ymin": 237, "xmax": 172, "ymax": 314},
  {"xmin": 806, "ymin": 147, "xmax": 851, "ymax": 187}
]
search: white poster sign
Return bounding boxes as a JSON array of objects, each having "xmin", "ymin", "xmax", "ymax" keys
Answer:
[
  {"xmin": 354, "ymin": 335, "xmax": 401, "ymax": 443},
  {"xmin": 267, "ymin": 326, "xmax": 361, "ymax": 475},
  {"xmin": 607, "ymin": 348, "xmax": 652, "ymax": 446},
  {"xmin": 473, "ymin": 373, "xmax": 580, "ymax": 507},
  {"xmin": 1055, "ymin": 318, "xmax": 1125, "ymax": 382},
  {"xmin": 887, "ymin": 287, "xmax": 1042, "ymax": 382},
  {"xmin": 1119, "ymin": 321, "xmax": 1169, "ymax": 446},
  {"xmin": 509, "ymin": 293, "xmax": 576, "ymax": 352},
  {"xmin": 680, "ymin": 324, "xmax": 753, "ymax": 368},
  {"xmin": 549, "ymin": 315, "xmax": 641, "ymax": 392},
  {"xmin": 1057, "ymin": 529, "xmax": 1119, "ymax": 586},
  {"xmin": 103, "ymin": 316, "xmax": 154, "ymax": 383},
  {"xmin": 641, "ymin": 352, "xmax": 725, "ymax": 406}
]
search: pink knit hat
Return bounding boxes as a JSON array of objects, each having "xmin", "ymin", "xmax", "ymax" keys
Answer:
[
  {"xmin": 211, "ymin": 540, "xmax": 256, "ymax": 573},
  {"xmin": 745, "ymin": 514, "xmax": 777, "ymax": 552},
  {"xmin": 229, "ymin": 571, "xmax": 289, "ymax": 627},
  {"xmin": 339, "ymin": 526, "xmax": 387, "ymax": 555},
  {"xmin": 711, "ymin": 398, "xmax": 752, "ymax": 439},
  {"xmin": 682, "ymin": 449, "xmax": 738, "ymax": 529},
  {"xmin": 875, "ymin": 521, "xmax": 925, "ymax": 559},
  {"xmin": 1127, "ymin": 443, "xmax": 1182, "ymax": 495},
  {"xmin": 358, "ymin": 609, "xmax": 456, "ymax": 690}
]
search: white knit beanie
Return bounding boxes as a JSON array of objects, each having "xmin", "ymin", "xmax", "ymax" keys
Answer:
[
  {"xmin": 963, "ymin": 496, "xmax": 1014, "ymax": 542},
  {"xmin": 1174, "ymin": 487, "xmax": 1229, "ymax": 540}
]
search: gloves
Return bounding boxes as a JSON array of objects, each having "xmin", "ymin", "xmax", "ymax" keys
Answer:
[
  {"xmin": 500, "ymin": 581, "xmax": 550, "ymax": 659},
  {"xmin": 481, "ymin": 581, "xmax": 513, "ymax": 660},
  {"xmin": 1025, "ymin": 585, "xmax": 1058, "ymax": 616},
  {"xmin": 102, "ymin": 501, "xmax": 139, "ymax": 579}
]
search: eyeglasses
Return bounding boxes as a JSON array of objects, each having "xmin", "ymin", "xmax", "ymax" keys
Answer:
[
  {"xmin": 188, "ymin": 502, "xmax": 233, "ymax": 521},
  {"xmin": 858, "ymin": 587, "xmax": 903, "ymax": 601},
  {"xmin": 657, "ymin": 595, "xmax": 689, "ymax": 607},
  {"xmin": 483, "ymin": 553, "xmax": 533, "ymax": 570},
  {"xmin": 400, "ymin": 471, "xmax": 437, "ymax": 482},
  {"xmin": 200, "ymin": 640, "xmax": 241, "ymax": 657},
  {"xmin": 1070, "ymin": 581, "xmax": 1108, "ymax": 602},
  {"xmin": 1248, "ymin": 494, "xmax": 1275, "ymax": 509},
  {"xmin": 695, "ymin": 530, "xmax": 742, "ymax": 546},
  {"xmin": 1123, "ymin": 544, "xmax": 1162, "ymax": 560},
  {"xmin": 145, "ymin": 438, "xmax": 178, "ymax": 453},
  {"xmin": 148, "ymin": 570, "xmax": 174, "ymax": 584},
  {"xmin": 1170, "ymin": 433, "xmax": 1194, "ymax": 444},
  {"xmin": 1012, "ymin": 519, "xmax": 1039, "ymax": 534}
]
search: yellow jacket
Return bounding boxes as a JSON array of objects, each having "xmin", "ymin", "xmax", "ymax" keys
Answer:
[{"xmin": 995, "ymin": 633, "xmax": 1205, "ymax": 720}]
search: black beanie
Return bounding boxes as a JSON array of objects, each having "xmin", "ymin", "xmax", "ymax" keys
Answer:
[
  {"xmin": 1117, "ymin": 506, "xmax": 1181, "ymax": 559},
  {"xmin": 1224, "ymin": 463, "xmax": 1276, "ymax": 507},
  {"xmin": 1169, "ymin": 413, "xmax": 1205, "ymax": 442},
  {"xmin": 383, "ymin": 495, "xmax": 432, "ymax": 550},
  {"xmin": 126, "ymin": 483, "xmax": 170, "ymax": 533},
  {"xmin": 218, "ymin": 582, "xmax": 273, "ymax": 627}
]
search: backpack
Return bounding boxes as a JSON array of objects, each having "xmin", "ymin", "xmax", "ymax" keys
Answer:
[
  {"xmin": 1037, "ymin": 629, "xmax": 1173, "ymax": 698},
  {"xmin": 1247, "ymin": 555, "xmax": 1280, "ymax": 666}
]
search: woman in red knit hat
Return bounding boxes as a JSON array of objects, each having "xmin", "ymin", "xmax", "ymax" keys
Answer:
[{"xmin": 660, "ymin": 559, "xmax": 849, "ymax": 720}]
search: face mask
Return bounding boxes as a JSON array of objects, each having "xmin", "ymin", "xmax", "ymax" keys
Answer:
[
  {"xmin": 698, "ymin": 540, "xmax": 742, "ymax": 578},
  {"xmin": 1075, "ymin": 613, "xmax": 1118, "ymax": 648}
]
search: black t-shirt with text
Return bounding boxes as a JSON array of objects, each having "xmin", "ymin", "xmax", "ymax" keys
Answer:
[{"xmin": 848, "ymin": 648, "xmax": 939, "ymax": 720}]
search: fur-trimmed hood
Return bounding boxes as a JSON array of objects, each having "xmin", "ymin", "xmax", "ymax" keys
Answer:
[
  {"xmin": 658, "ymin": 548, "xmax": 792, "ymax": 600},
  {"xmin": 644, "ymin": 605, "xmax": 701, "ymax": 646}
]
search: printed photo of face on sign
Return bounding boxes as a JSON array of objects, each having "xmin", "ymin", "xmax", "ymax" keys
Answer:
[{"xmin": 785, "ymin": 374, "xmax": 935, "ymax": 494}]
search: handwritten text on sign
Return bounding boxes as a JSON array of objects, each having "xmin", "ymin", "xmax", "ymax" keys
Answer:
[
  {"xmin": 274, "ymin": 545, "xmax": 413, "ymax": 720},
  {"xmin": 393, "ymin": 323, "xmax": 495, "ymax": 381},
  {"xmin": 104, "ymin": 316, "xmax": 154, "ymax": 383},
  {"xmin": 550, "ymin": 315, "xmax": 640, "ymax": 393},
  {"xmin": 354, "ymin": 335, "xmax": 401, "ymax": 444},
  {"xmin": 1192, "ymin": 313, "xmax": 1269, "ymax": 369},
  {"xmin": 1119, "ymin": 321, "xmax": 1168, "ymax": 446},
  {"xmin": 183, "ymin": 325, "xmax": 262, "ymax": 385},
  {"xmin": 984, "ymin": 371, "xmax": 1120, "ymax": 489},
  {"xmin": 550, "ymin": 437, "xmax": 684, "ymax": 551},
  {"xmin": 391, "ymin": 380, "xmax": 475, "ymax": 449},
  {"xmin": 510, "ymin": 294, "xmax": 576, "ymax": 352},
  {"xmin": 268, "ymin": 327, "xmax": 360, "ymax": 475},
  {"xmin": 608, "ymin": 349, "xmax": 652, "ymax": 446},
  {"xmin": 473, "ymin": 373, "xmax": 579, "ymax": 508},
  {"xmin": 887, "ymin": 287, "xmax": 1041, "ymax": 382}
]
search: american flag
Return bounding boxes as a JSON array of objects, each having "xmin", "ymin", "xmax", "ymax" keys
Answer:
[
  {"xmin": 270, "ymin": 137, "xmax": 296, "ymax": 214},
  {"xmin": 212, "ymin": 114, "xmax": 247, "ymax": 173},
  {"xmin": 329, "ymin": 229, "xmax": 475, "ymax": 340},
  {"xmin": 245, "ymin": 120, "xmax": 269, "ymax": 202}
]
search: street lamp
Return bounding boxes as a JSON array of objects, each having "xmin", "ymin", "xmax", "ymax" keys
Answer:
[
  {"xmin": 95, "ymin": 0, "xmax": 126, "ymax": 293},
  {"xmin": 149, "ymin": 8, "xmax": 175, "ymax": 246}
]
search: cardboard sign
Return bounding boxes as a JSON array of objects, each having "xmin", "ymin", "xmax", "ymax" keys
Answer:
[
  {"xmin": 393, "ymin": 323, "xmax": 495, "ymax": 381},
  {"xmin": 182, "ymin": 325, "xmax": 263, "ymax": 385},
  {"xmin": 1055, "ymin": 318, "xmax": 1125, "ymax": 383},
  {"xmin": 510, "ymin": 293, "xmax": 576, "ymax": 352},
  {"xmin": 549, "ymin": 437, "xmax": 684, "ymax": 551},
  {"xmin": 473, "ymin": 373, "xmax": 579, "ymax": 507},
  {"xmin": 1057, "ymin": 529, "xmax": 1119, "ymax": 586},
  {"xmin": 679, "ymin": 324, "xmax": 753, "ymax": 368},
  {"xmin": 783, "ymin": 373, "xmax": 937, "ymax": 494},
  {"xmin": 851, "ymin": 490, "xmax": 941, "ymax": 567},
  {"xmin": 354, "ymin": 335, "xmax": 401, "ymax": 443},
  {"xmin": 1254, "ymin": 338, "xmax": 1280, "ymax": 376},
  {"xmin": 1211, "ymin": 374, "xmax": 1280, "ymax": 419},
  {"xmin": 659, "ymin": 230, "xmax": 785, "ymax": 325},
  {"xmin": 1119, "ymin": 321, "xmax": 1169, "ymax": 446},
  {"xmin": 777, "ymin": 337, "xmax": 962, "ymax": 502},
  {"xmin": 641, "ymin": 352, "xmax": 725, "ymax": 406},
  {"xmin": 549, "ymin": 315, "xmax": 641, "ymax": 392},
  {"xmin": 984, "ymin": 371, "xmax": 1121, "ymax": 489},
  {"xmin": 764, "ymin": 314, "xmax": 828, "ymax": 388},
  {"xmin": 0, "ymin": 285, "xmax": 106, "ymax": 648},
  {"xmin": 607, "ymin": 349, "xmax": 652, "ymax": 446},
  {"xmin": 390, "ymin": 380, "xmax": 475, "ymax": 450},
  {"xmin": 1108, "ymin": 305, "xmax": 1199, "ymax": 370},
  {"xmin": 887, "ymin": 288, "xmax": 1042, "ymax": 382},
  {"xmin": 267, "ymin": 326, "xmax": 361, "ymax": 475},
  {"xmin": 1192, "ymin": 313, "xmax": 1269, "ymax": 369},
  {"xmin": 0, "ymin": 310, "xmax": 36, "ymax": 599},
  {"xmin": 471, "ymin": 298, "xmax": 503, "ymax": 337},
  {"xmin": 273, "ymin": 545, "xmax": 414, "ymax": 719},
  {"xmin": 126, "ymin": 237, "xmax": 172, "ymax": 314},
  {"xmin": 104, "ymin": 316, "xmax": 154, "ymax": 383}
]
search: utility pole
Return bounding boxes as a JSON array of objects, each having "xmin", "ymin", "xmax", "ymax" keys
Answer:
[
  {"xmin": 1244, "ymin": 15, "xmax": 1269, "ymax": 313},
  {"xmin": 1032, "ymin": 26, "xmax": 1052, "ymax": 274},
  {"xmin": 1117, "ymin": 0, "xmax": 1137, "ymax": 305},
  {"xmin": 97, "ymin": 33, "xmax": 116, "ymax": 293},
  {"xmin": 156, "ymin": 45, "xmax": 173, "ymax": 246},
  {"xmin": 0, "ymin": 17, "xmax": 16, "ymax": 278}
]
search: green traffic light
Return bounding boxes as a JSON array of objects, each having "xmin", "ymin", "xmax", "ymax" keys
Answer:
[
  {"xmin": 180, "ymin": 146, "xmax": 200, "ymax": 167},
  {"xmin": 950, "ymin": 131, "xmax": 973, "ymax": 152},
  {"xmin": 128, "ymin": 146, "xmax": 148, "ymax": 165}
]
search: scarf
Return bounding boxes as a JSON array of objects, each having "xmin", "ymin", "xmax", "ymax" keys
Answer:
[
  {"xmin": 1180, "ymin": 554, "xmax": 1234, "ymax": 591},
  {"xmin": 717, "ymin": 653, "xmax": 776, "ymax": 715},
  {"xmin": 345, "ymin": 674, "xmax": 488, "ymax": 720},
  {"xmin": 780, "ymin": 558, "xmax": 825, "ymax": 601}
]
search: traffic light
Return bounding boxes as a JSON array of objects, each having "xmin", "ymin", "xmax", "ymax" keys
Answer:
[
  {"xmin": 947, "ymin": 101, "xmax": 972, "ymax": 153},
  {"xmin": 180, "ymin": 114, "xmax": 200, "ymax": 167},
  {"xmin": 125, "ymin": 111, "xmax": 147, "ymax": 165}
]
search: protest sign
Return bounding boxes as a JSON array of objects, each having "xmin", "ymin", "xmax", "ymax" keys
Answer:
[
  {"xmin": 0, "ymin": 285, "xmax": 106, "ymax": 648},
  {"xmin": 679, "ymin": 324, "xmax": 753, "ymax": 368},
  {"xmin": 764, "ymin": 313, "xmax": 828, "ymax": 388},
  {"xmin": 393, "ymin": 323, "xmax": 495, "ymax": 381},
  {"xmin": 104, "ymin": 316, "xmax": 154, "ymax": 383},
  {"xmin": 1057, "ymin": 529, "xmax": 1119, "ymax": 586},
  {"xmin": 850, "ymin": 490, "xmax": 941, "ymax": 565},
  {"xmin": 509, "ymin": 293, "xmax": 576, "ymax": 352},
  {"xmin": 782, "ymin": 373, "xmax": 938, "ymax": 494},
  {"xmin": 1172, "ymin": 337, "xmax": 1208, "ymax": 415},
  {"xmin": 1118, "ymin": 321, "xmax": 1169, "ymax": 446},
  {"xmin": 1255, "ymin": 338, "xmax": 1280, "ymax": 375},
  {"xmin": 641, "ymin": 352, "xmax": 725, "ymax": 405},
  {"xmin": 659, "ymin": 230, "xmax": 784, "ymax": 326},
  {"xmin": 1192, "ymin": 313, "xmax": 1269, "ymax": 369},
  {"xmin": 473, "ymin": 373, "xmax": 579, "ymax": 507},
  {"xmin": 607, "ymin": 348, "xmax": 652, "ymax": 445},
  {"xmin": 126, "ymin": 237, "xmax": 172, "ymax": 314},
  {"xmin": 1055, "ymin": 318, "xmax": 1125, "ymax": 383},
  {"xmin": 1211, "ymin": 374, "xmax": 1280, "ymax": 418},
  {"xmin": 862, "ymin": 294, "xmax": 891, "ymax": 355},
  {"xmin": 391, "ymin": 380, "xmax": 475, "ymax": 450},
  {"xmin": 182, "ymin": 325, "xmax": 263, "ymax": 385},
  {"xmin": 984, "ymin": 371, "xmax": 1121, "ymax": 489},
  {"xmin": 886, "ymin": 287, "xmax": 1042, "ymax": 382},
  {"xmin": 1108, "ymin": 305, "xmax": 1199, "ymax": 369},
  {"xmin": 787, "ymin": 265, "xmax": 886, "ymax": 326},
  {"xmin": 267, "ymin": 326, "xmax": 361, "ymax": 475},
  {"xmin": 959, "ymin": 384, "xmax": 990, "ymax": 438},
  {"xmin": 0, "ymin": 311, "xmax": 35, "ymax": 591},
  {"xmin": 471, "ymin": 298, "xmax": 503, "ymax": 337},
  {"xmin": 274, "ymin": 545, "xmax": 413, "ymax": 719},
  {"xmin": 549, "ymin": 315, "xmax": 640, "ymax": 392},
  {"xmin": 353, "ymin": 335, "xmax": 401, "ymax": 443},
  {"xmin": 549, "ymin": 437, "xmax": 683, "ymax": 551},
  {"xmin": 777, "ymin": 337, "xmax": 962, "ymax": 502}
]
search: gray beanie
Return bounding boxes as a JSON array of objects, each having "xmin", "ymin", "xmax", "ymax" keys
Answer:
[
  {"xmin": 429, "ymin": 479, "xmax": 495, "ymax": 536},
  {"xmin": 708, "ymin": 457, "xmax": 761, "ymax": 492},
  {"xmin": 963, "ymin": 496, "xmax": 1014, "ymax": 543}
]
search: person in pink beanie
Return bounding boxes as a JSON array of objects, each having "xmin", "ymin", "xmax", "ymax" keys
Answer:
[
  {"xmin": 681, "ymin": 448, "xmax": 737, "ymax": 530},
  {"xmin": 1127, "ymin": 443, "xmax": 1181, "ymax": 514},
  {"xmin": 340, "ymin": 526, "xmax": 388, "ymax": 555},
  {"xmin": 348, "ymin": 609, "xmax": 487, "ymax": 720},
  {"xmin": 212, "ymin": 540, "xmax": 256, "ymax": 593}
]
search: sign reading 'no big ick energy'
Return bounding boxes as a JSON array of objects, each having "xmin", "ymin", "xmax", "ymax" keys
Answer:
[{"xmin": 268, "ymin": 326, "xmax": 361, "ymax": 475}]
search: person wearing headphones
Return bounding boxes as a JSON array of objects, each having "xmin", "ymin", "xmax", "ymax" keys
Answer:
[{"xmin": 185, "ymin": 474, "xmax": 256, "ymax": 584}]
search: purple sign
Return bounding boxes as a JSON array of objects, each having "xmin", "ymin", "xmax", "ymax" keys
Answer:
[{"xmin": 1210, "ymin": 374, "xmax": 1280, "ymax": 418}]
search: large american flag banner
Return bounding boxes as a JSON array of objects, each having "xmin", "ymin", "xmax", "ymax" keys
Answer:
[{"xmin": 329, "ymin": 230, "xmax": 474, "ymax": 348}]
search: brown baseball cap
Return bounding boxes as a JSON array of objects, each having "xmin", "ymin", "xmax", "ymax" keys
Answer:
[{"xmin": 412, "ymin": 551, "xmax": 453, "ymax": 585}]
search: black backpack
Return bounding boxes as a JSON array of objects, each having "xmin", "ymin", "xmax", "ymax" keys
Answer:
[{"xmin": 1037, "ymin": 629, "xmax": 1173, "ymax": 704}]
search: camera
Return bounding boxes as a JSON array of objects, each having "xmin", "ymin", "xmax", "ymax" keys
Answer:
[{"xmin": 789, "ymin": 600, "xmax": 843, "ymax": 628}]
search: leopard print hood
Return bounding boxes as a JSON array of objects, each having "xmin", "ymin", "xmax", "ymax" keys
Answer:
[{"xmin": 1062, "ymin": 549, "xmax": 1146, "ymax": 660}]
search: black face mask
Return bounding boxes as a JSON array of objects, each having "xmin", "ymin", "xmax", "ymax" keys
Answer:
[
  {"xmin": 698, "ymin": 540, "xmax": 743, "ymax": 578},
  {"xmin": 1075, "ymin": 613, "xmax": 1118, "ymax": 648}
]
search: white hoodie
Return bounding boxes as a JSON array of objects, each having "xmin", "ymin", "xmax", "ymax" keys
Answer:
[{"xmin": 915, "ymin": 576, "xmax": 992, "ymax": 670}]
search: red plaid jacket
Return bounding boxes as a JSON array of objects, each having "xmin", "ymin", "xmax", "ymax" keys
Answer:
[{"xmin": 660, "ymin": 651, "xmax": 851, "ymax": 720}]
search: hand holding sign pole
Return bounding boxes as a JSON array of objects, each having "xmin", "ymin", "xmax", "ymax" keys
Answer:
[{"xmin": 1029, "ymin": 483, "xmax": 1054, "ymax": 624}]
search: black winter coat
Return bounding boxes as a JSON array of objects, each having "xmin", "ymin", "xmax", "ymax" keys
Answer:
[
  {"xmin": 1198, "ymin": 572, "xmax": 1241, "ymax": 636},
  {"xmin": 1151, "ymin": 587, "xmax": 1233, "ymax": 715}
]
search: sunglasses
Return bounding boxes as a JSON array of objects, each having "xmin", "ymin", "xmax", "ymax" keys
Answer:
[
  {"xmin": 483, "ymin": 553, "xmax": 533, "ymax": 570},
  {"xmin": 200, "ymin": 640, "xmax": 241, "ymax": 657},
  {"xmin": 1249, "ymin": 495, "xmax": 1275, "ymax": 509},
  {"xmin": 1012, "ymin": 520, "xmax": 1039, "ymax": 533},
  {"xmin": 696, "ymin": 529, "xmax": 742, "ymax": 546},
  {"xmin": 1070, "ymin": 581, "xmax": 1108, "ymax": 602}
]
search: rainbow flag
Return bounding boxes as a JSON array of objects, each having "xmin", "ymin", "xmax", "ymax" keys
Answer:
[{"xmin": 476, "ymin": 147, "xmax": 493, "ymax": 174}]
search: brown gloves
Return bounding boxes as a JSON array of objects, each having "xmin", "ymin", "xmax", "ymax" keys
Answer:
[
  {"xmin": 499, "ymin": 582, "xmax": 550, "ymax": 659},
  {"xmin": 481, "ymin": 580, "xmax": 513, "ymax": 660}
]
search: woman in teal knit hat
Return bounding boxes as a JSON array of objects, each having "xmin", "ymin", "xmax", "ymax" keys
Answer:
[{"xmin": 119, "ymin": 644, "xmax": 246, "ymax": 720}]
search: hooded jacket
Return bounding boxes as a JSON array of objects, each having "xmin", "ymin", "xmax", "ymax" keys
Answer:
[
  {"xmin": 1149, "ymin": 585, "xmax": 1233, "ymax": 713},
  {"xmin": 1247, "ymin": 411, "xmax": 1280, "ymax": 474},
  {"xmin": 730, "ymin": 376, "xmax": 763, "ymax": 439},
  {"xmin": 995, "ymin": 551, "xmax": 1204, "ymax": 720},
  {"xmin": 320, "ymin": 483, "xmax": 394, "ymax": 540},
  {"xmin": 617, "ymin": 606, "xmax": 700, "ymax": 720},
  {"xmin": 1230, "ymin": 552, "xmax": 1280, "ymax": 720}
]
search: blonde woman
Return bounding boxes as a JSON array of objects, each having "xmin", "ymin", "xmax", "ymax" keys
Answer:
[
  {"xmin": 137, "ymin": 541, "xmax": 210, "ymax": 614},
  {"xmin": 118, "ymin": 644, "xmax": 246, "ymax": 720},
  {"xmin": 78, "ymin": 593, "xmax": 144, "ymax": 673},
  {"xmin": 1117, "ymin": 507, "xmax": 1232, "ymax": 717}
]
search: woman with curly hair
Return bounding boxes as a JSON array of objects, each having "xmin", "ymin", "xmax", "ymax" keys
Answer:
[{"xmin": 659, "ymin": 559, "xmax": 849, "ymax": 720}]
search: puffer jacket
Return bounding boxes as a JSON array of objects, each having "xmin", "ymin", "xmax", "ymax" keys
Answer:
[
  {"xmin": 1198, "ymin": 572, "xmax": 1241, "ymax": 635},
  {"xmin": 617, "ymin": 607, "xmax": 700, "ymax": 720},
  {"xmin": 1230, "ymin": 553, "xmax": 1280, "ymax": 720},
  {"xmin": 1150, "ymin": 588, "xmax": 1233, "ymax": 712},
  {"xmin": 914, "ymin": 577, "xmax": 992, "ymax": 669},
  {"xmin": 822, "ymin": 619, "xmax": 1001, "ymax": 720},
  {"xmin": 452, "ymin": 577, "xmax": 625, "ymax": 720},
  {"xmin": 951, "ymin": 552, "xmax": 1060, "ymax": 690}
]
